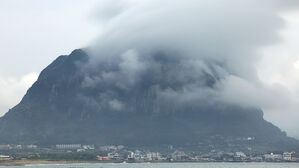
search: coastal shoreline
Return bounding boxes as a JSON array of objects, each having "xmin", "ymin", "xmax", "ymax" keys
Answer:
[
  {"xmin": 0, "ymin": 160, "xmax": 92, "ymax": 166},
  {"xmin": 1, "ymin": 160, "xmax": 299, "ymax": 166}
]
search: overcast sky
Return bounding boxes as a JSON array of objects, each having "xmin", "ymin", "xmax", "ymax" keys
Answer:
[
  {"xmin": 0, "ymin": 0, "xmax": 99, "ymax": 115},
  {"xmin": 0, "ymin": 0, "xmax": 299, "ymax": 138}
]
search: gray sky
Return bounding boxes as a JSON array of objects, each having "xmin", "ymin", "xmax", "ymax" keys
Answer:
[
  {"xmin": 0, "ymin": 0, "xmax": 99, "ymax": 114},
  {"xmin": 0, "ymin": 0, "xmax": 299, "ymax": 138}
]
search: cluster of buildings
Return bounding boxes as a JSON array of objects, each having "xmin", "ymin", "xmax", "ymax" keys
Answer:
[
  {"xmin": 97, "ymin": 150, "xmax": 165, "ymax": 161},
  {"xmin": 263, "ymin": 152, "xmax": 298, "ymax": 162},
  {"xmin": 96, "ymin": 147, "xmax": 299, "ymax": 162},
  {"xmin": 55, "ymin": 144, "xmax": 95, "ymax": 152},
  {"xmin": 1, "ymin": 143, "xmax": 299, "ymax": 162},
  {"xmin": 191, "ymin": 151, "xmax": 299, "ymax": 162},
  {"xmin": 99, "ymin": 145, "xmax": 125, "ymax": 151},
  {"xmin": 0, "ymin": 144, "xmax": 38, "ymax": 150},
  {"xmin": 0, "ymin": 155, "xmax": 11, "ymax": 160}
]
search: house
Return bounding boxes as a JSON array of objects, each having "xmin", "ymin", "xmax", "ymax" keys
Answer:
[
  {"xmin": 56, "ymin": 144, "xmax": 81, "ymax": 150},
  {"xmin": 283, "ymin": 152, "xmax": 294, "ymax": 161},
  {"xmin": 97, "ymin": 156, "xmax": 110, "ymax": 161},
  {"xmin": 146, "ymin": 152, "xmax": 162, "ymax": 161},
  {"xmin": 171, "ymin": 150, "xmax": 189, "ymax": 160},
  {"xmin": 27, "ymin": 145, "xmax": 38, "ymax": 149},
  {"xmin": 0, "ymin": 145, "xmax": 11, "ymax": 150},
  {"xmin": 0, "ymin": 155, "xmax": 11, "ymax": 160},
  {"xmin": 82, "ymin": 145, "xmax": 95, "ymax": 150},
  {"xmin": 264, "ymin": 153, "xmax": 283, "ymax": 161}
]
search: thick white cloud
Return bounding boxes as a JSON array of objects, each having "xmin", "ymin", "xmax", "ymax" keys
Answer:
[
  {"xmin": 87, "ymin": 0, "xmax": 299, "ymax": 138},
  {"xmin": 0, "ymin": 72, "xmax": 38, "ymax": 116},
  {"xmin": 257, "ymin": 11, "xmax": 299, "ymax": 138}
]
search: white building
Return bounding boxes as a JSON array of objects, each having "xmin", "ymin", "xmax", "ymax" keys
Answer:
[
  {"xmin": 172, "ymin": 150, "xmax": 188, "ymax": 160},
  {"xmin": 264, "ymin": 153, "xmax": 283, "ymax": 161},
  {"xmin": 56, "ymin": 144, "xmax": 81, "ymax": 150},
  {"xmin": 132, "ymin": 150, "xmax": 146, "ymax": 160},
  {"xmin": 146, "ymin": 152, "xmax": 162, "ymax": 161},
  {"xmin": 27, "ymin": 145, "xmax": 38, "ymax": 149},
  {"xmin": 283, "ymin": 152, "xmax": 294, "ymax": 161},
  {"xmin": 108, "ymin": 152, "xmax": 120, "ymax": 160},
  {"xmin": 100, "ymin": 145, "xmax": 117, "ymax": 151},
  {"xmin": 235, "ymin": 152, "xmax": 246, "ymax": 158},
  {"xmin": 0, "ymin": 155, "xmax": 11, "ymax": 160},
  {"xmin": 0, "ymin": 145, "xmax": 11, "ymax": 150},
  {"xmin": 82, "ymin": 145, "xmax": 95, "ymax": 150}
]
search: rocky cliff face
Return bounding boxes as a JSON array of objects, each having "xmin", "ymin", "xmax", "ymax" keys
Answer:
[{"xmin": 0, "ymin": 49, "xmax": 298, "ymax": 151}]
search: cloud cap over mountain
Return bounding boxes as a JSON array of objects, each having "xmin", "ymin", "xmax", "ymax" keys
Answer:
[{"xmin": 85, "ymin": 0, "xmax": 299, "ymax": 138}]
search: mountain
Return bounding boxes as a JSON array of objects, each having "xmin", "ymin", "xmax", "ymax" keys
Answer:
[{"xmin": 0, "ymin": 49, "xmax": 298, "ymax": 151}]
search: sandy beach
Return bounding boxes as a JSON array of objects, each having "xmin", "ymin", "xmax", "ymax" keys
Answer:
[{"xmin": 0, "ymin": 160, "xmax": 90, "ymax": 166}]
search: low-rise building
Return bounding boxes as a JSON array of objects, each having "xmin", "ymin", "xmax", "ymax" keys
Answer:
[
  {"xmin": 249, "ymin": 156, "xmax": 263, "ymax": 162},
  {"xmin": 97, "ymin": 156, "xmax": 110, "ymax": 161},
  {"xmin": 235, "ymin": 152, "xmax": 246, "ymax": 157},
  {"xmin": 283, "ymin": 152, "xmax": 293, "ymax": 161},
  {"xmin": 172, "ymin": 150, "xmax": 189, "ymax": 161},
  {"xmin": 15, "ymin": 145, "xmax": 22, "ymax": 149},
  {"xmin": 82, "ymin": 145, "xmax": 95, "ymax": 150},
  {"xmin": 108, "ymin": 152, "xmax": 120, "ymax": 160},
  {"xmin": 0, "ymin": 145, "xmax": 11, "ymax": 150},
  {"xmin": 99, "ymin": 145, "xmax": 117, "ymax": 151},
  {"xmin": 291, "ymin": 152, "xmax": 299, "ymax": 162},
  {"xmin": 264, "ymin": 153, "xmax": 283, "ymax": 161},
  {"xmin": 77, "ymin": 149, "xmax": 85, "ymax": 152},
  {"xmin": 56, "ymin": 144, "xmax": 81, "ymax": 150},
  {"xmin": 0, "ymin": 155, "xmax": 11, "ymax": 160},
  {"xmin": 146, "ymin": 152, "xmax": 162, "ymax": 161},
  {"xmin": 27, "ymin": 145, "xmax": 38, "ymax": 149},
  {"xmin": 132, "ymin": 150, "xmax": 146, "ymax": 160},
  {"xmin": 234, "ymin": 152, "xmax": 247, "ymax": 161}
]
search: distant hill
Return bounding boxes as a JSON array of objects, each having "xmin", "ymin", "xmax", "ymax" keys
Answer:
[{"xmin": 0, "ymin": 49, "xmax": 298, "ymax": 152}]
